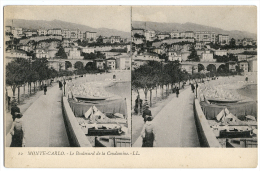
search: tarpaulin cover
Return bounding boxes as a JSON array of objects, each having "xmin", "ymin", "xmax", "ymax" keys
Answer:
[
  {"xmin": 68, "ymin": 98, "xmax": 127, "ymax": 117},
  {"xmin": 200, "ymin": 100, "xmax": 257, "ymax": 120}
]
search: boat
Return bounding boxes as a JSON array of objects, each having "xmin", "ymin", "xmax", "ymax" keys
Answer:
[
  {"xmin": 87, "ymin": 126, "xmax": 122, "ymax": 136},
  {"xmin": 218, "ymin": 129, "xmax": 252, "ymax": 138},
  {"xmin": 207, "ymin": 98, "xmax": 240, "ymax": 104},
  {"xmin": 94, "ymin": 136, "xmax": 131, "ymax": 147},
  {"xmin": 75, "ymin": 96, "xmax": 108, "ymax": 101}
]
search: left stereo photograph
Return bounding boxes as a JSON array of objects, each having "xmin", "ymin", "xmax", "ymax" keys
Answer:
[{"xmin": 4, "ymin": 6, "xmax": 132, "ymax": 147}]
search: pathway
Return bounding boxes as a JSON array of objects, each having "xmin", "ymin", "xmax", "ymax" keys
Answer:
[
  {"xmin": 6, "ymin": 84, "xmax": 70, "ymax": 147},
  {"xmin": 133, "ymin": 88, "xmax": 200, "ymax": 147}
]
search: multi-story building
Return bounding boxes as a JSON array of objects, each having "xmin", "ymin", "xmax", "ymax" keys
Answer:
[
  {"xmin": 70, "ymin": 30, "xmax": 78, "ymax": 40},
  {"xmin": 238, "ymin": 61, "xmax": 248, "ymax": 72},
  {"xmin": 5, "ymin": 26, "xmax": 12, "ymax": 33},
  {"xmin": 37, "ymin": 29, "xmax": 47, "ymax": 36},
  {"xmin": 170, "ymin": 31, "xmax": 180, "ymax": 39},
  {"xmin": 35, "ymin": 48, "xmax": 49, "ymax": 58},
  {"xmin": 242, "ymin": 38, "xmax": 253, "ymax": 46},
  {"xmin": 201, "ymin": 50, "xmax": 215, "ymax": 62},
  {"xmin": 184, "ymin": 31, "xmax": 195, "ymax": 38},
  {"xmin": 95, "ymin": 59, "xmax": 105, "ymax": 70},
  {"xmin": 195, "ymin": 31, "xmax": 216, "ymax": 44},
  {"xmin": 24, "ymin": 30, "xmax": 37, "ymax": 37},
  {"xmin": 116, "ymin": 56, "xmax": 131, "ymax": 70},
  {"xmin": 157, "ymin": 33, "xmax": 170, "ymax": 40},
  {"xmin": 85, "ymin": 31, "xmax": 97, "ymax": 40},
  {"xmin": 213, "ymin": 49, "xmax": 228, "ymax": 56},
  {"xmin": 80, "ymin": 47, "xmax": 95, "ymax": 54},
  {"xmin": 168, "ymin": 51, "xmax": 182, "ymax": 62},
  {"xmin": 68, "ymin": 47, "xmax": 82, "ymax": 59},
  {"xmin": 77, "ymin": 30, "xmax": 84, "ymax": 40},
  {"xmin": 217, "ymin": 34, "xmax": 229, "ymax": 45},
  {"xmin": 132, "ymin": 28, "xmax": 145, "ymax": 36},
  {"xmin": 62, "ymin": 29, "xmax": 71, "ymax": 39},
  {"xmin": 5, "ymin": 49, "xmax": 30, "ymax": 64},
  {"xmin": 106, "ymin": 58, "xmax": 116, "ymax": 70},
  {"xmin": 144, "ymin": 30, "xmax": 156, "ymax": 41},
  {"xmin": 110, "ymin": 36, "xmax": 121, "ymax": 43},
  {"xmin": 11, "ymin": 27, "xmax": 23, "ymax": 38}
]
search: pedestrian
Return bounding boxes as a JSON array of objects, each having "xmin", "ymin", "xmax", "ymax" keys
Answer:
[
  {"xmin": 141, "ymin": 116, "xmax": 156, "ymax": 147},
  {"xmin": 142, "ymin": 104, "xmax": 152, "ymax": 123},
  {"xmin": 176, "ymin": 87, "xmax": 179, "ymax": 98},
  {"xmin": 191, "ymin": 84, "xmax": 195, "ymax": 93},
  {"xmin": 11, "ymin": 102, "xmax": 20, "ymax": 121},
  {"xmin": 43, "ymin": 84, "xmax": 47, "ymax": 95},
  {"xmin": 59, "ymin": 81, "xmax": 63, "ymax": 90},
  {"xmin": 9, "ymin": 112, "xmax": 25, "ymax": 147}
]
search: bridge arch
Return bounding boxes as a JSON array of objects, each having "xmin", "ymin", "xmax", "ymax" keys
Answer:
[
  {"xmin": 217, "ymin": 64, "xmax": 228, "ymax": 73},
  {"xmin": 65, "ymin": 61, "xmax": 72, "ymax": 70},
  {"xmin": 198, "ymin": 63, "xmax": 205, "ymax": 72},
  {"xmin": 206, "ymin": 64, "xmax": 216, "ymax": 73},
  {"xmin": 74, "ymin": 61, "xmax": 84, "ymax": 70}
]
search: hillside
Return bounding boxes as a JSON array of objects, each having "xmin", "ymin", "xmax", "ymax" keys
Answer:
[
  {"xmin": 132, "ymin": 21, "xmax": 257, "ymax": 40},
  {"xmin": 5, "ymin": 19, "xmax": 131, "ymax": 38}
]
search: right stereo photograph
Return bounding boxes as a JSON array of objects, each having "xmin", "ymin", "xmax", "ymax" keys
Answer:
[{"xmin": 131, "ymin": 6, "xmax": 257, "ymax": 148}]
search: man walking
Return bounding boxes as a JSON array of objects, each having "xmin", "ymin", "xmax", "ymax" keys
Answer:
[
  {"xmin": 176, "ymin": 87, "xmax": 180, "ymax": 98},
  {"xmin": 142, "ymin": 104, "xmax": 152, "ymax": 123},
  {"xmin": 11, "ymin": 102, "xmax": 20, "ymax": 121},
  {"xmin": 43, "ymin": 84, "xmax": 47, "ymax": 95}
]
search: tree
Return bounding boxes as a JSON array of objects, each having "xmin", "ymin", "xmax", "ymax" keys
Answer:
[
  {"xmin": 56, "ymin": 47, "xmax": 67, "ymax": 59},
  {"xmin": 6, "ymin": 58, "xmax": 28, "ymax": 102},
  {"xmin": 229, "ymin": 38, "xmax": 236, "ymax": 48},
  {"xmin": 188, "ymin": 45, "xmax": 200, "ymax": 61}
]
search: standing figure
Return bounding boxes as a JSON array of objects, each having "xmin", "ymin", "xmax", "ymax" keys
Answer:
[
  {"xmin": 142, "ymin": 104, "xmax": 152, "ymax": 123},
  {"xmin": 191, "ymin": 84, "xmax": 195, "ymax": 93},
  {"xmin": 176, "ymin": 87, "xmax": 179, "ymax": 98},
  {"xmin": 43, "ymin": 84, "xmax": 47, "ymax": 95},
  {"xmin": 11, "ymin": 102, "xmax": 20, "ymax": 121},
  {"xmin": 141, "ymin": 116, "xmax": 156, "ymax": 147},
  {"xmin": 59, "ymin": 81, "xmax": 63, "ymax": 90},
  {"xmin": 10, "ymin": 113, "xmax": 25, "ymax": 147}
]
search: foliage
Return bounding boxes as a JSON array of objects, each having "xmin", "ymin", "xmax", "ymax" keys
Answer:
[
  {"xmin": 56, "ymin": 46, "xmax": 67, "ymax": 59},
  {"xmin": 187, "ymin": 45, "xmax": 200, "ymax": 61},
  {"xmin": 65, "ymin": 61, "xmax": 72, "ymax": 70}
]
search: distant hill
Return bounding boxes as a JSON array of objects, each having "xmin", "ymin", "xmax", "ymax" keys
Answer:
[
  {"xmin": 132, "ymin": 21, "xmax": 257, "ymax": 40},
  {"xmin": 5, "ymin": 19, "xmax": 131, "ymax": 38}
]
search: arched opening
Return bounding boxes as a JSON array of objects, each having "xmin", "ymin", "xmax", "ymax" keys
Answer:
[
  {"xmin": 217, "ymin": 64, "xmax": 228, "ymax": 73},
  {"xmin": 207, "ymin": 64, "xmax": 216, "ymax": 73},
  {"xmin": 85, "ymin": 62, "xmax": 95, "ymax": 71},
  {"xmin": 65, "ymin": 61, "xmax": 72, "ymax": 70},
  {"xmin": 198, "ymin": 64, "xmax": 205, "ymax": 72},
  {"xmin": 74, "ymin": 61, "xmax": 84, "ymax": 70}
]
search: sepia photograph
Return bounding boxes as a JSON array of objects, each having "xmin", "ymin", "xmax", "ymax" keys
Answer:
[
  {"xmin": 4, "ymin": 6, "xmax": 132, "ymax": 148},
  {"xmin": 2, "ymin": 3, "xmax": 258, "ymax": 169},
  {"xmin": 131, "ymin": 6, "xmax": 257, "ymax": 148}
]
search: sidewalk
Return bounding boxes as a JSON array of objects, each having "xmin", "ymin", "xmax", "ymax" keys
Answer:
[
  {"xmin": 6, "ymin": 84, "xmax": 70, "ymax": 147},
  {"xmin": 133, "ymin": 88, "xmax": 200, "ymax": 147}
]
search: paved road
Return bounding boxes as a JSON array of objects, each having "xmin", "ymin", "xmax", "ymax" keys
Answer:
[
  {"xmin": 133, "ymin": 88, "xmax": 200, "ymax": 147},
  {"xmin": 6, "ymin": 84, "xmax": 70, "ymax": 147}
]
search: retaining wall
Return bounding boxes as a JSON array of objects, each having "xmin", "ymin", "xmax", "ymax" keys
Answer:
[
  {"xmin": 194, "ymin": 98, "xmax": 221, "ymax": 147},
  {"xmin": 62, "ymin": 96, "xmax": 92, "ymax": 147}
]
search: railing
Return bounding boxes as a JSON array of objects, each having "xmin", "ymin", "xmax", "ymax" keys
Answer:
[
  {"xmin": 62, "ymin": 96, "xmax": 92, "ymax": 147},
  {"xmin": 194, "ymin": 99, "xmax": 221, "ymax": 147}
]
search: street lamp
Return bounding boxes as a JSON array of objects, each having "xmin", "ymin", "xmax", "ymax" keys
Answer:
[{"xmin": 63, "ymin": 80, "xmax": 66, "ymax": 96}]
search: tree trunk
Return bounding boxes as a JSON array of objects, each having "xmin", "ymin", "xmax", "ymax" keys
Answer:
[
  {"xmin": 137, "ymin": 90, "xmax": 141, "ymax": 115},
  {"xmin": 12, "ymin": 86, "xmax": 16, "ymax": 97},
  {"xmin": 155, "ymin": 86, "xmax": 157, "ymax": 102},
  {"xmin": 34, "ymin": 82, "xmax": 36, "ymax": 92},
  {"xmin": 29, "ymin": 83, "xmax": 31, "ymax": 94},
  {"xmin": 161, "ymin": 85, "xmax": 164, "ymax": 99},
  {"xmin": 150, "ymin": 89, "xmax": 152, "ymax": 107},
  {"xmin": 144, "ymin": 89, "xmax": 148, "ymax": 101},
  {"xmin": 28, "ymin": 83, "xmax": 30, "ymax": 95},
  {"xmin": 18, "ymin": 86, "xmax": 20, "ymax": 103},
  {"xmin": 24, "ymin": 84, "xmax": 26, "ymax": 95}
]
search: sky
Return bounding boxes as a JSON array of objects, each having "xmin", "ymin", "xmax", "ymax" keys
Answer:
[
  {"xmin": 132, "ymin": 6, "xmax": 257, "ymax": 34},
  {"xmin": 4, "ymin": 6, "xmax": 131, "ymax": 32}
]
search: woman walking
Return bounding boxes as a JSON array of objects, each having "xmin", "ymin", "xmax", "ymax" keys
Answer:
[
  {"xmin": 9, "ymin": 113, "xmax": 25, "ymax": 147},
  {"xmin": 141, "ymin": 116, "xmax": 156, "ymax": 147}
]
